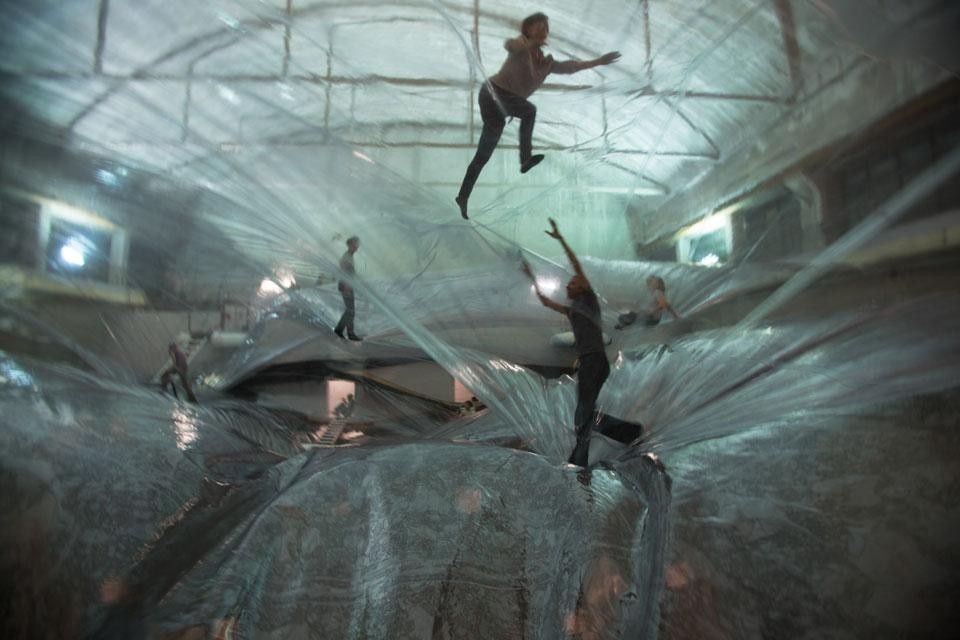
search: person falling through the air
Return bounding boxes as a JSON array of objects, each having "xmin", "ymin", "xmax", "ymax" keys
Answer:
[
  {"xmin": 455, "ymin": 12, "xmax": 621, "ymax": 219},
  {"xmin": 521, "ymin": 218, "xmax": 610, "ymax": 469}
]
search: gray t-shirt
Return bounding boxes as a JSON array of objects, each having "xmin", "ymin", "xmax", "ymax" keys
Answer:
[
  {"xmin": 170, "ymin": 348, "xmax": 188, "ymax": 373},
  {"xmin": 488, "ymin": 37, "xmax": 581, "ymax": 98},
  {"xmin": 567, "ymin": 290, "xmax": 606, "ymax": 357},
  {"xmin": 339, "ymin": 250, "xmax": 355, "ymax": 290}
]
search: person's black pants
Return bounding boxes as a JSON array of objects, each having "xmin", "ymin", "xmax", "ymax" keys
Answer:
[
  {"xmin": 457, "ymin": 82, "xmax": 537, "ymax": 202},
  {"xmin": 162, "ymin": 370, "xmax": 197, "ymax": 403},
  {"xmin": 335, "ymin": 284, "xmax": 355, "ymax": 335},
  {"xmin": 568, "ymin": 352, "xmax": 611, "ymax": 467},
  {"xmin": 178, "ymin": 371, "xmax": 198, "ymax": 403}
]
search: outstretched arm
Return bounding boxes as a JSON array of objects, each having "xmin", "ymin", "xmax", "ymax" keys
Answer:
[
  {"xmin": 521, "ymin": 259, "xmax": 569, "ymax": 315},
  {"xmin": 545, "ymin": 218, "xmax": 589, "ymax": 285},
  {"xmin": 551, "ymin": 51, "xmax": 621, "ymax": 74}
]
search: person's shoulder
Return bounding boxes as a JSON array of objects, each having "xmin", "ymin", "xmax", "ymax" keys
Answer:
[
  {"xmin": 504, "ymin": 36, "xmax": 525, "ymax": 52},
  {"xmin": 588, "ymin": 290, "xmax": 603, "ymax": 310},
  {"xmin": 577, "ymin": 289, "xmax": 600, "ymax": 308}
]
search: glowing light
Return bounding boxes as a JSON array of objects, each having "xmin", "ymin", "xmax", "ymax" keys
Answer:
[
  {"xmin": 352, "ymin": 150, "xmax": 374, "ymax": 163},
  {"xmin": 698, "ymin": 253, "xmax": 721, "ymax": 267},
  {"xmin": 59, "ymin": 241, "xmax": 86, "ymax": 267},
  {"xmin": 258, "ymin": 278, "xmax": 283, "ymax": 296},
  {"xmin": 535, "ymin": 277, "xmax": 559, "ymax": 295}
]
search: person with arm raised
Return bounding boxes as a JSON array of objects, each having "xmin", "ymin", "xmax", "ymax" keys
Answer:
[{"xmin": 521, "ymin": 218, "xmax": 610, "ymax": 468}]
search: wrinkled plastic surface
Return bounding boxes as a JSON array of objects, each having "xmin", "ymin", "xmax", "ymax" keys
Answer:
[{"xmin": 1, "ymin": 357, "xmax": 669, "ymax": 639}]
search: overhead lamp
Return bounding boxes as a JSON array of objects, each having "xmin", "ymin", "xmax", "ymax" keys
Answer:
[{"xmin": 58, "ymin": 237, "xmax": 89, "ymax": 268}]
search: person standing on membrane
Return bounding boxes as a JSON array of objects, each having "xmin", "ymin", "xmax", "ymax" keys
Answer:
[
  {"xmin": 160, "ymin": 342, "xmax": 198, "ymax": 403},
  {"xmin": 521, "ymin": 218, "xmax": 610, "ymax": 469},
  {"xmin": 334, "ymin": 235, "xmax": 362, "ymax": 341},
  {"xmin": 455, "ymin": 12, "xmax": 621, "ymax": 219}
]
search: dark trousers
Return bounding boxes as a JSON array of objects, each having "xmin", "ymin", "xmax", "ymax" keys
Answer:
[
  {"xmin": 162, "ymin": 369, "xmax": 197, "ymax": 403},
  {"xmin": 568, "ymin": 352, "xmax": 611, "ymax": 467},
  {"xmin": 335, "ymin": 284, "xmax": 355, "ymax": 335},
  {"xmin": 594, "ymin": 412, "xmax": 644, "ymax": 444},
  {"xmin": 457, "ymin": 82, "xmax": 537, "ymax": 201}
]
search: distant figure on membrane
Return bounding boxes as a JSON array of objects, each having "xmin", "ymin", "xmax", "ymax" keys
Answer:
[
  {"xmin": 521, "ymin": 218, "xmax": 609, "ymax": 468},
  {"xmin": 161, "ymin": 342, "xmax": 198, "ymax": 403},
  {"xmin": 334, "ymin": 235, "xmax": 363, "ymax": 342},
  {"xmin": 615, "ymin": 275, "xmax": 681, "ymax": 329},
  {"xmin": 455, "ymin": 12, "xmax": 621, "ymax": 219}
]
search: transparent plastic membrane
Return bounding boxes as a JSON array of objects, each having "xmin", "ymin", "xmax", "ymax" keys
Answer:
[{"xmin": 2, "ymin": 1, "xmax": 960, "ymax": 639}]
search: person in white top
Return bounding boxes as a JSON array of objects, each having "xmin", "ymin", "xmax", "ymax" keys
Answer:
[
  {"xmin": 615, "ymin": 275, "xmax": 681, "ymax": 329},
  {"xmin": 334, "ymin": 236, "xmax": 362, "ymax": 341},
  {"xmin": 455, "ymin": 12, "xmax": 621, "ymax": 219}
]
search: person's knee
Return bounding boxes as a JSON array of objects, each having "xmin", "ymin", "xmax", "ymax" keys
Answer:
[{"xmin": 474, "ymin": 135, "xmax": 502, "ymax": 162}]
